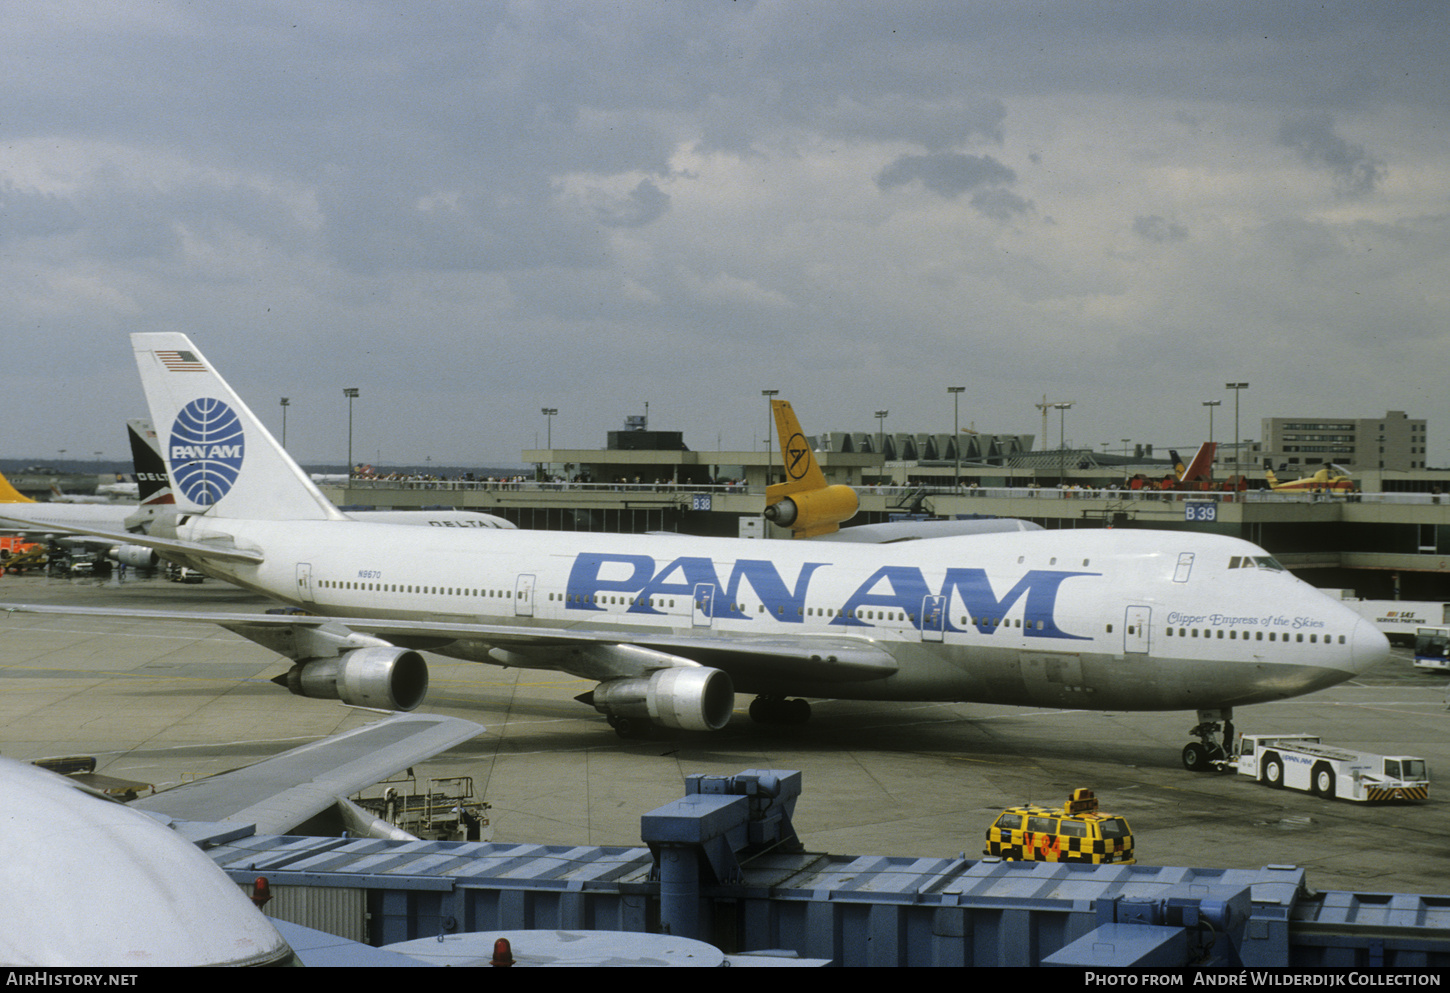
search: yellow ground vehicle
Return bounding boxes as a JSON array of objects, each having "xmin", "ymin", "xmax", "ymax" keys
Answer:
[{"xmin": 984, "ymin": 789, "xmax": 1134, "ymax": 864}]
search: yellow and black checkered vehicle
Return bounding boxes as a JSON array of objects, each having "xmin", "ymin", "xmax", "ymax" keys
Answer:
[{"xmin": 984, "ymin": 788, "xmax": 1134, "ymax": 864}]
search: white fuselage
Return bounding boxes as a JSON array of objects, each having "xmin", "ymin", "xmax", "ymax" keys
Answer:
[{"xmin": 166, "ymin": 517, "xmax": 1387, "ymax": 712}]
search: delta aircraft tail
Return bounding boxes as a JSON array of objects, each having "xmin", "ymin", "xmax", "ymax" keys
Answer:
[
  {"xmin": 131, "ymin": 334, "xmax": 345, "ymax": 522},
  {"xmin": 126, "ymin": 419, "xmax": 176, "ymax": 508}
]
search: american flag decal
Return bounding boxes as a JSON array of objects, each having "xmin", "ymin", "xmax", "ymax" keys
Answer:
[{"xmin": 157, "ymin": 350, "xmax": 207, "ymax": 372}]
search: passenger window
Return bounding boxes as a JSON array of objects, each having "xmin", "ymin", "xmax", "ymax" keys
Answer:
[
  {"xmin": 1058, "ymin": 819, "xmax": 1087, "ymax": 838},
  {"xmin": 994, "ymin": 813, "xmax": 1023, "ymax": 831},
  {"xmin": 1027, "ymin": 816, "xmax": 1057, "ymax": 834}
]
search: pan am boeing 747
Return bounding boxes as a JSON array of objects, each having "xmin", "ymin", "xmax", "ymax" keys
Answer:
[{"xmin": 0, "ymin": 334, "xmax": 1388, "ymax": 768}]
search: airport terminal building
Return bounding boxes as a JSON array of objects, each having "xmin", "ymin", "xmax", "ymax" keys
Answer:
[{"xmin": 1261, "ymin": 410, "xmax": 1428, "ymax": 472}]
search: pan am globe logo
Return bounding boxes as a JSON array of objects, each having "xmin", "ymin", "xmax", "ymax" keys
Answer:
[{"xmin": 168, "ymin": 398, "xmax": 245, "ymax": 505}]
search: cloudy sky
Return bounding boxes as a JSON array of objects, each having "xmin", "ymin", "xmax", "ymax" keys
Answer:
[{"xmin": 3, "ymin": 2, "xmax": 1447, "ymax": 468}]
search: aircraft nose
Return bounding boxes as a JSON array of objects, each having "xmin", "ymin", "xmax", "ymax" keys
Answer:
[{"xmin": 1350, "ymin": 616, "xmax": 1391, "ymax": 674}]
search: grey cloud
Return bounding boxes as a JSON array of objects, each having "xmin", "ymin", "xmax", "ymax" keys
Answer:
[
  {"xmin": 971, "ymin": 188, "xmax": 1034, "ymax": 222},
  {"xmin": 875, "ymin": 152, "xmax": 1016, "ymax": 199},
  {"xmin": 1133, "ymin": 215, "xmax": 1190, "ymax": 243},
  {"xmin": 1277, "ymin": 115, "xmax": 1385, "ymax": 197},
  {"xmin": 317, "ymin": 179, "xmax": 608, "ymax": 275},
  {"xmin": 0, "ymin": 177, "xmax": 308, "ymax": 264},
  {"xmin": 0, "ymin": 183, "xmax": 83, "ymax": 241},
  {"xmin": 595, "ymin": 179, "xmax": 670, "ymax": 229}
]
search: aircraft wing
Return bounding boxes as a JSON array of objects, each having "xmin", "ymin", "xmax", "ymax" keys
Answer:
[
  {"xmin": 820, "ymin": 518, "xmax": 1043, "ymax": 543},
  {"xmin": 0, "ymin": 511, "xmax": 263, "ymax": 563},
  {"xmin": 209, "ymin": 613, "xmax": 898, "ymax": 686},
  {"xmin": 0, "ymin": 602, "xmax": 900, "ymax": 687},
  {"xmin": 131, "ymin": 712, "xmax": 482, "ymax": 836},
  {"xmin": 0, "ymin": 505, "xmax": 141, "ymax": 535}
]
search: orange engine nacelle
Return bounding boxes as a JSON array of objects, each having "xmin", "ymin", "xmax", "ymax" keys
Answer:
[{"xmin": 763, "ymin": 484, "xmax": 859, "ymax": 538}]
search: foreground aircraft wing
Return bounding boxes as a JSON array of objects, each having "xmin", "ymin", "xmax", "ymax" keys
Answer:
[
  {"xmin": 0, "ymin": 503, "xmax": 145, "ymax": 536},
  {"xmin": 0, "ymin": 602, "xmax": 899, "ymax": 687},
  {"xmin": 0, "ymin": 512, "xmax": 263, "ymax": 563},
  {"xmin": 131, "ymin": 712, "xmax": 482, "ymax": 836}
]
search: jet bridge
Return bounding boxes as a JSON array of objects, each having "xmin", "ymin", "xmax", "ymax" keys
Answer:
[{"xmin": 200, "ymin": 769, "xmax": 1450, "ymax": 968}]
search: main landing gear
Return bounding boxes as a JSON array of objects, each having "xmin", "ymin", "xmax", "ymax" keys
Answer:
[
  {"xmin": 1182, "ymin": 708, "xmax": 1235, "ymax": 771},
  {"xmin": 749, "ymin": 696, "xmax": 812, "ymax": 726}
]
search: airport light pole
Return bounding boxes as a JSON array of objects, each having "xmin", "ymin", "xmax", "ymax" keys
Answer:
[
  {"xmin": 1054, "ymin": 402, "xmax": 1073, "ymax": 484},
  {"xmin": 541, "ymin": 407, "xmax": 557, "ymax": 480},
  {"xmin": 948, "ymin": 386, "xmax": 964, "ymax": 489},
  {"xmin": 762, "ymin": 390, "xmax": 778, "ymax": 489},
  {"xmin": 280, "ymin": 397, "xmax": 290, "ymax": 449},
  {"xmin": 1202, "ymin": 400, "xmax": 1220, "ymax": 448},
  {"xmin": 875, "ymin": 410, "xmax": 889, "ymax": 462},
  {"xmin": 1226, "ymin": 383, "xmax": 1248, "ymax": 490},
  {"xmin": 343, "ymin": 387, "xmax": 359, "ymax": 476}
]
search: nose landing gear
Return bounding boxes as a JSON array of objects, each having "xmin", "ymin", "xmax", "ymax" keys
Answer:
[{"xmin": 1182, "ymin": 708, "xmax": 1235, "ymax": 771}]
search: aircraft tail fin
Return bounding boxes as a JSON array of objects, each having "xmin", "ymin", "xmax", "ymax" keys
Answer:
[
  {"xmin": 764, "ymin": 399, "xmax": 858, "ymax": 538},
  {"xmin": 1179, "ymin": 442, "xmax": 1217, "ymax": 484},
  {"xmin": 126, "ymin": 419, "xmax": 175, "ymax": 507},
  {"xmin": 0, "ymin": 471, "xmax": 35, "ymax": 504},
  {"xmin": 131, "ymin": 333, "xmax": 345, "ymax": 522},
  {"xmin": 768, "ymin": 400, "xmax": 828, "ymax": 495}
]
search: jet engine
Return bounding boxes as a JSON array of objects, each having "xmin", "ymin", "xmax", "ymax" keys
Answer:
[
  {"xmin": 590, "ymin": 666, "xmax": 734, "ymax": 732},
  {"xmin": 273, "ymin": 647, "xmax": 428, "ymax": 712},
  {"xmin": 763, "ymin": 484, "xmax": 859, "ymax": 538},
  {"xmin": 107, "ymin": 544, "xmax": 160, "ymax": 569}
]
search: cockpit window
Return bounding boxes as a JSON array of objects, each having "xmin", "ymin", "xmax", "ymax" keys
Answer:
[{"xmin": 1228, "ymin": 555, "xmax": 1286, "ymax": 572}]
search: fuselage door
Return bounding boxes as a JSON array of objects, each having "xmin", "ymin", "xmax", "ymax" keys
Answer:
[
  {"xmin": 1125, "ymin": 605, "xmax": 1151, "ymax": 654},
  {"xmin": 692, "ymin": 583, "xmax": 716, "ymax": 628},
  {"xmin": 921, "ymin": 594, "xmax": 946, "ymax": 643},
  {"xmin": 296, "ymin": 562, "xmax": 314, "ymax": 604},
  {"xmin": 1173, "ymin": 553, "xmax": 1195, "ymax": 583},
  {"xmin": 514, "ymin": 574, "xmax": 536, "ymax": 617}
]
